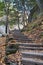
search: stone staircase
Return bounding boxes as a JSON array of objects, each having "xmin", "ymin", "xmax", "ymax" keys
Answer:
[
  {"xmin": 12, "ymin": 30, "xmax": 33, "ymax": 43},
  {"xmin": 18, "ymin": 43, "xmax": 43, "ymax": 65}
]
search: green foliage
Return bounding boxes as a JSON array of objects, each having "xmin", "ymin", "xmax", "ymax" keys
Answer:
[
  {"xmin": 0, "ymin": 21, "xmax": 5, "ymax": 25},
  {"xmin": 30, "ymin": 0, "xmax": 36, "ymax": 3},
  {"xmin": 0, "ymin": 2, "xmax": 5, "ymax": 11},
  {"xmin": 39, "ymin": 0, "xmax": 43, "ymax": 4},
  {"xmin": 21, "ymin": 0, "xmax": 25, "ymax": 6},
  {"xmin": 0, "ymin": 11, "xmax": 4, "ymax": 17},
  {"xmin": 0, "ymin": 2, "xmax": 5, "ymax": 17},
  {"xmin": 9, "ymin": 20, "xmax": 16, "ymax": 26}
]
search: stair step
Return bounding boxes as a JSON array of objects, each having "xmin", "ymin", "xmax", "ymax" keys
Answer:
[
  {"xmin": 19, "ymin": 46, "xmax": 43, "ymax": 50},
  {"xmin": 18, "ymin": 43, "xmax": 43, "ymax": 65},
  {"xmin": 22, "ymin": 52, "xmax": 43, "ymax": 60},
  {"xmin": 21, "ymin": 58, "xmax": 43, "ymax": 65},
  {"xmin": 13, "ymin": 38, "xmax": 32, "ymax": 41},
  {"xmin": 18, "ymin": 43, "xmax": 43, "ymax": 47}
]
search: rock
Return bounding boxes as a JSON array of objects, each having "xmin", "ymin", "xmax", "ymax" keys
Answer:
[
  {"xmin": 0, "ymin": 34, "xmax": 2, "ymax": 37},
  {"xmin": 0, "ymin": 25, "xmax": 9, "ymax": 36}
]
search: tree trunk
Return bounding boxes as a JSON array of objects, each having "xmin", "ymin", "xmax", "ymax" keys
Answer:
[
  {"xmin": 36, "ymin": 0, "xmax": 43, "ymax": 12},
  {"xmin": 18, "ymin": 16, "xmax": 20, "ymax": 30},
  {"xmin": 23, "ymin": 5, "xmax": 25, "ymax": 27},
  {"xmin": 5, "ymin": 15, "xmax": 9, "ymax": 34}
]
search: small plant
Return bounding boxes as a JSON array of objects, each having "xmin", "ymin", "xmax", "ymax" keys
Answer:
[{"xmin": 6, "ymin": 44, "xmax": 19, "ymax": 55}]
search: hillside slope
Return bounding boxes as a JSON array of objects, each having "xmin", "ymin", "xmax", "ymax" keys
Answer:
[{"xmin": 23, "ymin": 16, "xmax": 43, "ymax": 43}]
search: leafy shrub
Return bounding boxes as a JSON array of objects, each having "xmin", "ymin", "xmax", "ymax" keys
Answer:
[{"xmin": 6, "ymin": 44, "xmax": 19, "ymax": 55}]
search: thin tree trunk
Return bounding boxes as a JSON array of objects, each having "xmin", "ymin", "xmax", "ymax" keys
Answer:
[
  {"xmin": 23, "ymin": 5, "xmax": 25, "ymax": 27},
  {"xmin": 18, "ymin": 16, "xmax": 20, "ymax": 30},
  {"xmin": 5, "ymin": 15, "xmax": 8, "ymax": 34},
  {"xmin": 36, "ymin": 0, "xmax": 43, "ymax": 12}
]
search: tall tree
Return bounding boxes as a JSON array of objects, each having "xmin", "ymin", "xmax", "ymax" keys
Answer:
[
  {"xmin": 20, "ymin": 0, "xmax": 25, "ymax": 26},
  {"xmin": 27, "ymin": 0, "xmax": 40, "ymax": 22}
]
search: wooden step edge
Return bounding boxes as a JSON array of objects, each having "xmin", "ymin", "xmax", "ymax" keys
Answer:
[
  {"xmin": 19, "ymin": 47, "xmax": 43, "ymax": 50},
  {"xmin": 18, "ymin": 43, "xmax": 43, "ymax": 47},
  {"xmin": 22, "ymin": 57, "xmax": 43, "ymax": 64},
  {"xmin": 21, "ymin": 52, "xmax": 43, "ymax": 56}
]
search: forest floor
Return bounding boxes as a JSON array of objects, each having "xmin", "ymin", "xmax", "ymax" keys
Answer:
[
  {"xmin": 22, "ymin": 16, "xmax": 43, "ymax": 43},
  {"xmin": 0, "ymin": 16, "xmax": 43, "ymax": 65}
]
